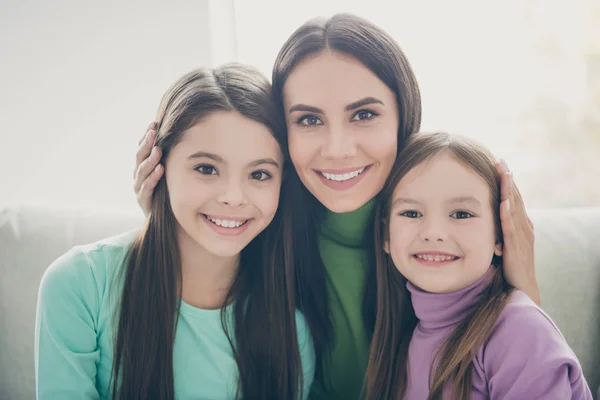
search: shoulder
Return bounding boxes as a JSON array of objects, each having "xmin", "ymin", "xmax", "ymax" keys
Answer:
[
  {"xmin": 480, "ymin": 291, "xmax": 591, "ymax": 398},
  {"xmin": 40, "ymin": 231, "xmax": 137, "ymax": 302},
  {"xmin": 490, "ymin": 290, "xmax": 564, "ymax": 342},
  {"xmin": 482, "ymin": 289, "xmax": 576, "ymax": 367}
]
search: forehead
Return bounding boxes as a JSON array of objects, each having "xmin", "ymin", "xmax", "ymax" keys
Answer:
[
  {"xmin": 171, "ymin": 111, "xmax": 282, "ymax": 163},
  {"xmin": 393, "ymin": 152, "xmax": 491, "ymax": 202},
  {"xmin": 283, "ymin": 51, "xmax": 397, "ymax": 109}
]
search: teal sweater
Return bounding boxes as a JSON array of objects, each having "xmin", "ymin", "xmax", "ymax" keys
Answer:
[
  {"xmin": 309, "ymin": 199, "xmax": 375, "ymax": 400},
  {"xmin": 35, "ymin": 232, "xmax": 315, "ymax": 399}
]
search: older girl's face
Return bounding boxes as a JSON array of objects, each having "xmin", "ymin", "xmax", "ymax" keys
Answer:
[
  {"xmin": 283, "ymin": 51, "xmax": 399, "ymax": 213},
  {"xmin": 165, "ymin": 111, "xmax": 283, "ymax": 260}
]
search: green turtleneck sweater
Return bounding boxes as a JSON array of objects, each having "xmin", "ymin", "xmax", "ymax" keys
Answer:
[{"xmin": 309, "ymin": 198, "xmax": 376, "ymax": 400}]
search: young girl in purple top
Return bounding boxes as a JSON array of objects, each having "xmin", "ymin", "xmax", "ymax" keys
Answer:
[{"xmin": 365, "ymin": 132, "xmax": 592, "ymax": 399}]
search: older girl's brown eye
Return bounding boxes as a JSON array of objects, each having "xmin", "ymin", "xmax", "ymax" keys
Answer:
[
  {"xmin": 250, "ymin": 170, "xmax": 272, "ymax": 181},
  {"xmin": 195, "ymin": 165, "xmax": 217, "ymax": 175}
]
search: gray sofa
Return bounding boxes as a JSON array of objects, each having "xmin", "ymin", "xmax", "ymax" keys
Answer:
[{"xmin": 1, "ymin": 205, "xmax": 599, "ymax": 399}]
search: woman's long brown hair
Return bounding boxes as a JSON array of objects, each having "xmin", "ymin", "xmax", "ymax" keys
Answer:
[
  {"xmin": 110, "ymin": 64, "xmax": 303, "ymax": 399},
  {"xmin": 364, "ymin": 132, "xmax": 514, "ymax": 400},
  {"xmin": 271, "ymin": 14, "xmax": 422, "ymax": 390}
]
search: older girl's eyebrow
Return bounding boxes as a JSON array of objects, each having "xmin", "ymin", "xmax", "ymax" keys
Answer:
[
  {"xmin": 248, "ymin": 158, "xmax": 280, "ymax": 168},
  {"xmin": 188, "ymin": 151, "xmax": 223, "ymax": 162},
  {"xmin": 188, "ymin": 152, "xmax": 279, "ymax": 169}
]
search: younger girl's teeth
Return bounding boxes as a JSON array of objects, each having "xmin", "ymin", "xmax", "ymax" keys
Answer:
[
  {"xmin": 416, "ymin": 254, "xmax": 457, "ymax": 262},
  {"xmin": 321, "ymin": 167, "xmax": 365, "ymax": 182}
]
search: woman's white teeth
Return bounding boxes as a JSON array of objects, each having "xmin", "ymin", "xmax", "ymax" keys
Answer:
[
  {"xmin": 207, "ymin": 216, "xmax": 247, "ymax": 228},
  {"xmin": 416, "ymin": 254, "xmax": 457, "ymax": 262},
  {"xmin": 321, "ymin": 167, "xmax": 365, "ymax": 182}
]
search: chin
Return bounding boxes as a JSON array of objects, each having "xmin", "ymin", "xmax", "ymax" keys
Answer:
[
  {"xmin": 319, "ymin": 195, "xmax": 373, "ymax": 214},
  {"xmin": 207, "ymin": 243, "xmax": 247, "ymax": 258}
]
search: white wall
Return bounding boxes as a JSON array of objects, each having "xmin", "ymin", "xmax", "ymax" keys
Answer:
[
  {"xmin": 234, "ymin": 0, "xmax": 600, "ymax": 208},
  {"xmin": 0, "ymin": 0, "xmax": 235, "ymax": 213}
]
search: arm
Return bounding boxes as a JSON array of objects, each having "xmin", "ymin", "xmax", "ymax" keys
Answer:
[
  {"xmin": 35, "ymin": 249, "xmax": 102, "ymax": 399},
  {"xmin": 296, "ymin": 311, "xmax": 316, "ymax": 400},
  {"xmin": 496, "ymin": 159, "xmax": 540, "ymax": 305},
  {"xmin": 484, "ymin": 292, "xmax": 592, "ymax": 399}
]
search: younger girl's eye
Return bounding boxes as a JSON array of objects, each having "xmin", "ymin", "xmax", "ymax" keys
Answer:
[
  {"xmin": 351, "ymin": 109, "xmax": 378, "ymax": 121},
  {"xmin": 296, "ymin": 115, "xmax": 323, "ymax": 126},
  {"xmin": 400, "ymin": 210, "xmax": 422, "ymax": 218},
  {"xmin": 250, "ymin": 170, "xmax": 272, "ymax": 181},
  {"xmin": 451, "ymin": 210, "xmax": 474, "ymax": 219},
  {"xmin": 195, "ymin": 164, "xmax": 217, "ymax": 175}
]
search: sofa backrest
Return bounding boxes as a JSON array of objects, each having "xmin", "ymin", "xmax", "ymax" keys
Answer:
[{"xmin": 1, "ymin": 205, "xmax": 599, "ymax": 399}]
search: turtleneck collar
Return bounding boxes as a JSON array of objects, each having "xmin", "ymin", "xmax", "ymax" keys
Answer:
[
  {"xmin": 407, "ymin": 267, "xmax": 495, "ymax": 330},
  {"xmin": 319, "ymin": 197, "xmax": 377, "ymax": 247}
]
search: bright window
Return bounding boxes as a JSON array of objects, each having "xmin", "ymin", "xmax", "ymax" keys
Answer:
[{"xmin": 234, "ymin": 0, "xmax": 600, "ymax": 207}]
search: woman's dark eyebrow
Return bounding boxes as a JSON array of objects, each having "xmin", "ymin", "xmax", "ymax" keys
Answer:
[
  {"xmin": 345, "ymin": 97, "xmax": 384, "ymax": 111},
  {"xmin": 288, "ymin": 104, "xmax": 323, "ymax": 114}
]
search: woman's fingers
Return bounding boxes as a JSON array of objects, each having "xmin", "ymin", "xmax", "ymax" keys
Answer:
[
  {"xmin": 134, "ymin": 146, "xmax": 162, "ymax": 193},
  {"xmin": 136, "ymin": 164, "xmax": 164, "ymax": 214},
  {"xmin": 135, "ymin": 128, "xmax": 156, "ymax": 176},
  {"xmin": 497, "ymin": 159, "xmax": 539, "ymax": 305}
]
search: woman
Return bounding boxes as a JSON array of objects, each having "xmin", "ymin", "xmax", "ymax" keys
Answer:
[{"xmin": 134, "ymin": 14, "xmax": 538, "ymax": 399}]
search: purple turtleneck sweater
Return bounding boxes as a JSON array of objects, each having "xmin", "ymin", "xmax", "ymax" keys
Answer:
[{"xmin": 405, "ymin": 267, "xmax": 592, "ymax": 399}]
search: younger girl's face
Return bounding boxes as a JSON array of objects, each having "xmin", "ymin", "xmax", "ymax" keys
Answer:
[
  {"xmin": 385, "ymin": 152, "xmax": 502, "ymax": 294},
  {"xmin": 165, "ymin": 111, "xmax": 283, "ymax": 260},
  {"xmin": 283, "ymin": 51, "xmax": 399, "ymax": 213}
]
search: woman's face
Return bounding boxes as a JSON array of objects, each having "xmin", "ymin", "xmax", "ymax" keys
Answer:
[{"xmin": 283, "ymin": 51, "xmax": 399, "ymax": 213}]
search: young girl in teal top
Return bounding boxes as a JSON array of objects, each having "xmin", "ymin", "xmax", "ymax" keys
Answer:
[
  {"xmin": 133, "ymin": 14, "xmax": 540, "ymax": 400},
  {"xmin": 35, "ymin": 64, "xmax": 315, "ymax": 399}
]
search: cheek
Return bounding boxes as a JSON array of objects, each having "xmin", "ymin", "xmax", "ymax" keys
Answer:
[
  {"xmin": 253, "ymin": 183, "xmax": 281, "ymax": 219},
  {"xmin": 167, "ymin": 171, "xmax": 209, "ymax": 209},
  {"xmin": 458, "ymin": 222, "xmax": 496, "ymax": 256},
  {"xmin": 388, "ymin": 221, "xmax": 413, "ymax": 258},
  {"xmin": 369, "ymin": 136, "xmax": 397, "ymax": 162},
  {"xmin": 288, "ymin": 133, "xmax": 313, "ymax": 169}
]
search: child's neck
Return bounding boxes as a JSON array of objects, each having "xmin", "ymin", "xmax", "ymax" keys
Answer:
[
  {"xmin": 177, "ymin": 229, "xmax": 239, "ymax": 310},
  {"xmin": 408, "ymin": 266, "xmax": 495, "ymax": 330}
]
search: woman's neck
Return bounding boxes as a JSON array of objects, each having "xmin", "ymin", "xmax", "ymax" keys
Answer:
[{"xmin": 177, "ymin": 227, "xmax": 239, "ymax": 310}]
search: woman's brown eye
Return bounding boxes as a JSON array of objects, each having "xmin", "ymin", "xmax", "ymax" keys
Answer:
[
  {"xmin": 357, "ymin": 110, "xmax": 372, "ymax": 119},
  {"xmin": 300, "ymin": 115, "xmax": 321, "ymax": 125}
]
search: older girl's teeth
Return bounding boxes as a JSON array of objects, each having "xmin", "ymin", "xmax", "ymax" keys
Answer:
[
  {"xmin": 321, "ymin": 167, "xmax": 365, "ymax": 182},
  {"xmin": 207, "ymin": 217, "xmax": 247, "ymax": 228}
]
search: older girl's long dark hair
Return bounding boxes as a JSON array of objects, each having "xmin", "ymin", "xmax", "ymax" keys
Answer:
[
  {"xmin": 364, "ymin": 132, "xmax": 513, "ymax": 400},
  {"xmin": 111, "ymin": 64, "xmax": 303, "ymax": 399},
  {"xmin": 271, "ymin": 13, "xmax": 423, "ymax": 389}
]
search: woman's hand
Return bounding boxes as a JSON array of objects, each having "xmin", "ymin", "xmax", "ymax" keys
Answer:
[
  {"xmin": 497, "ymin": 159, "xmax": 540, "ymax": 305},
  {"xmin": 134, "ymin": 122, "xmax": 163, "ymax": 216}
]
